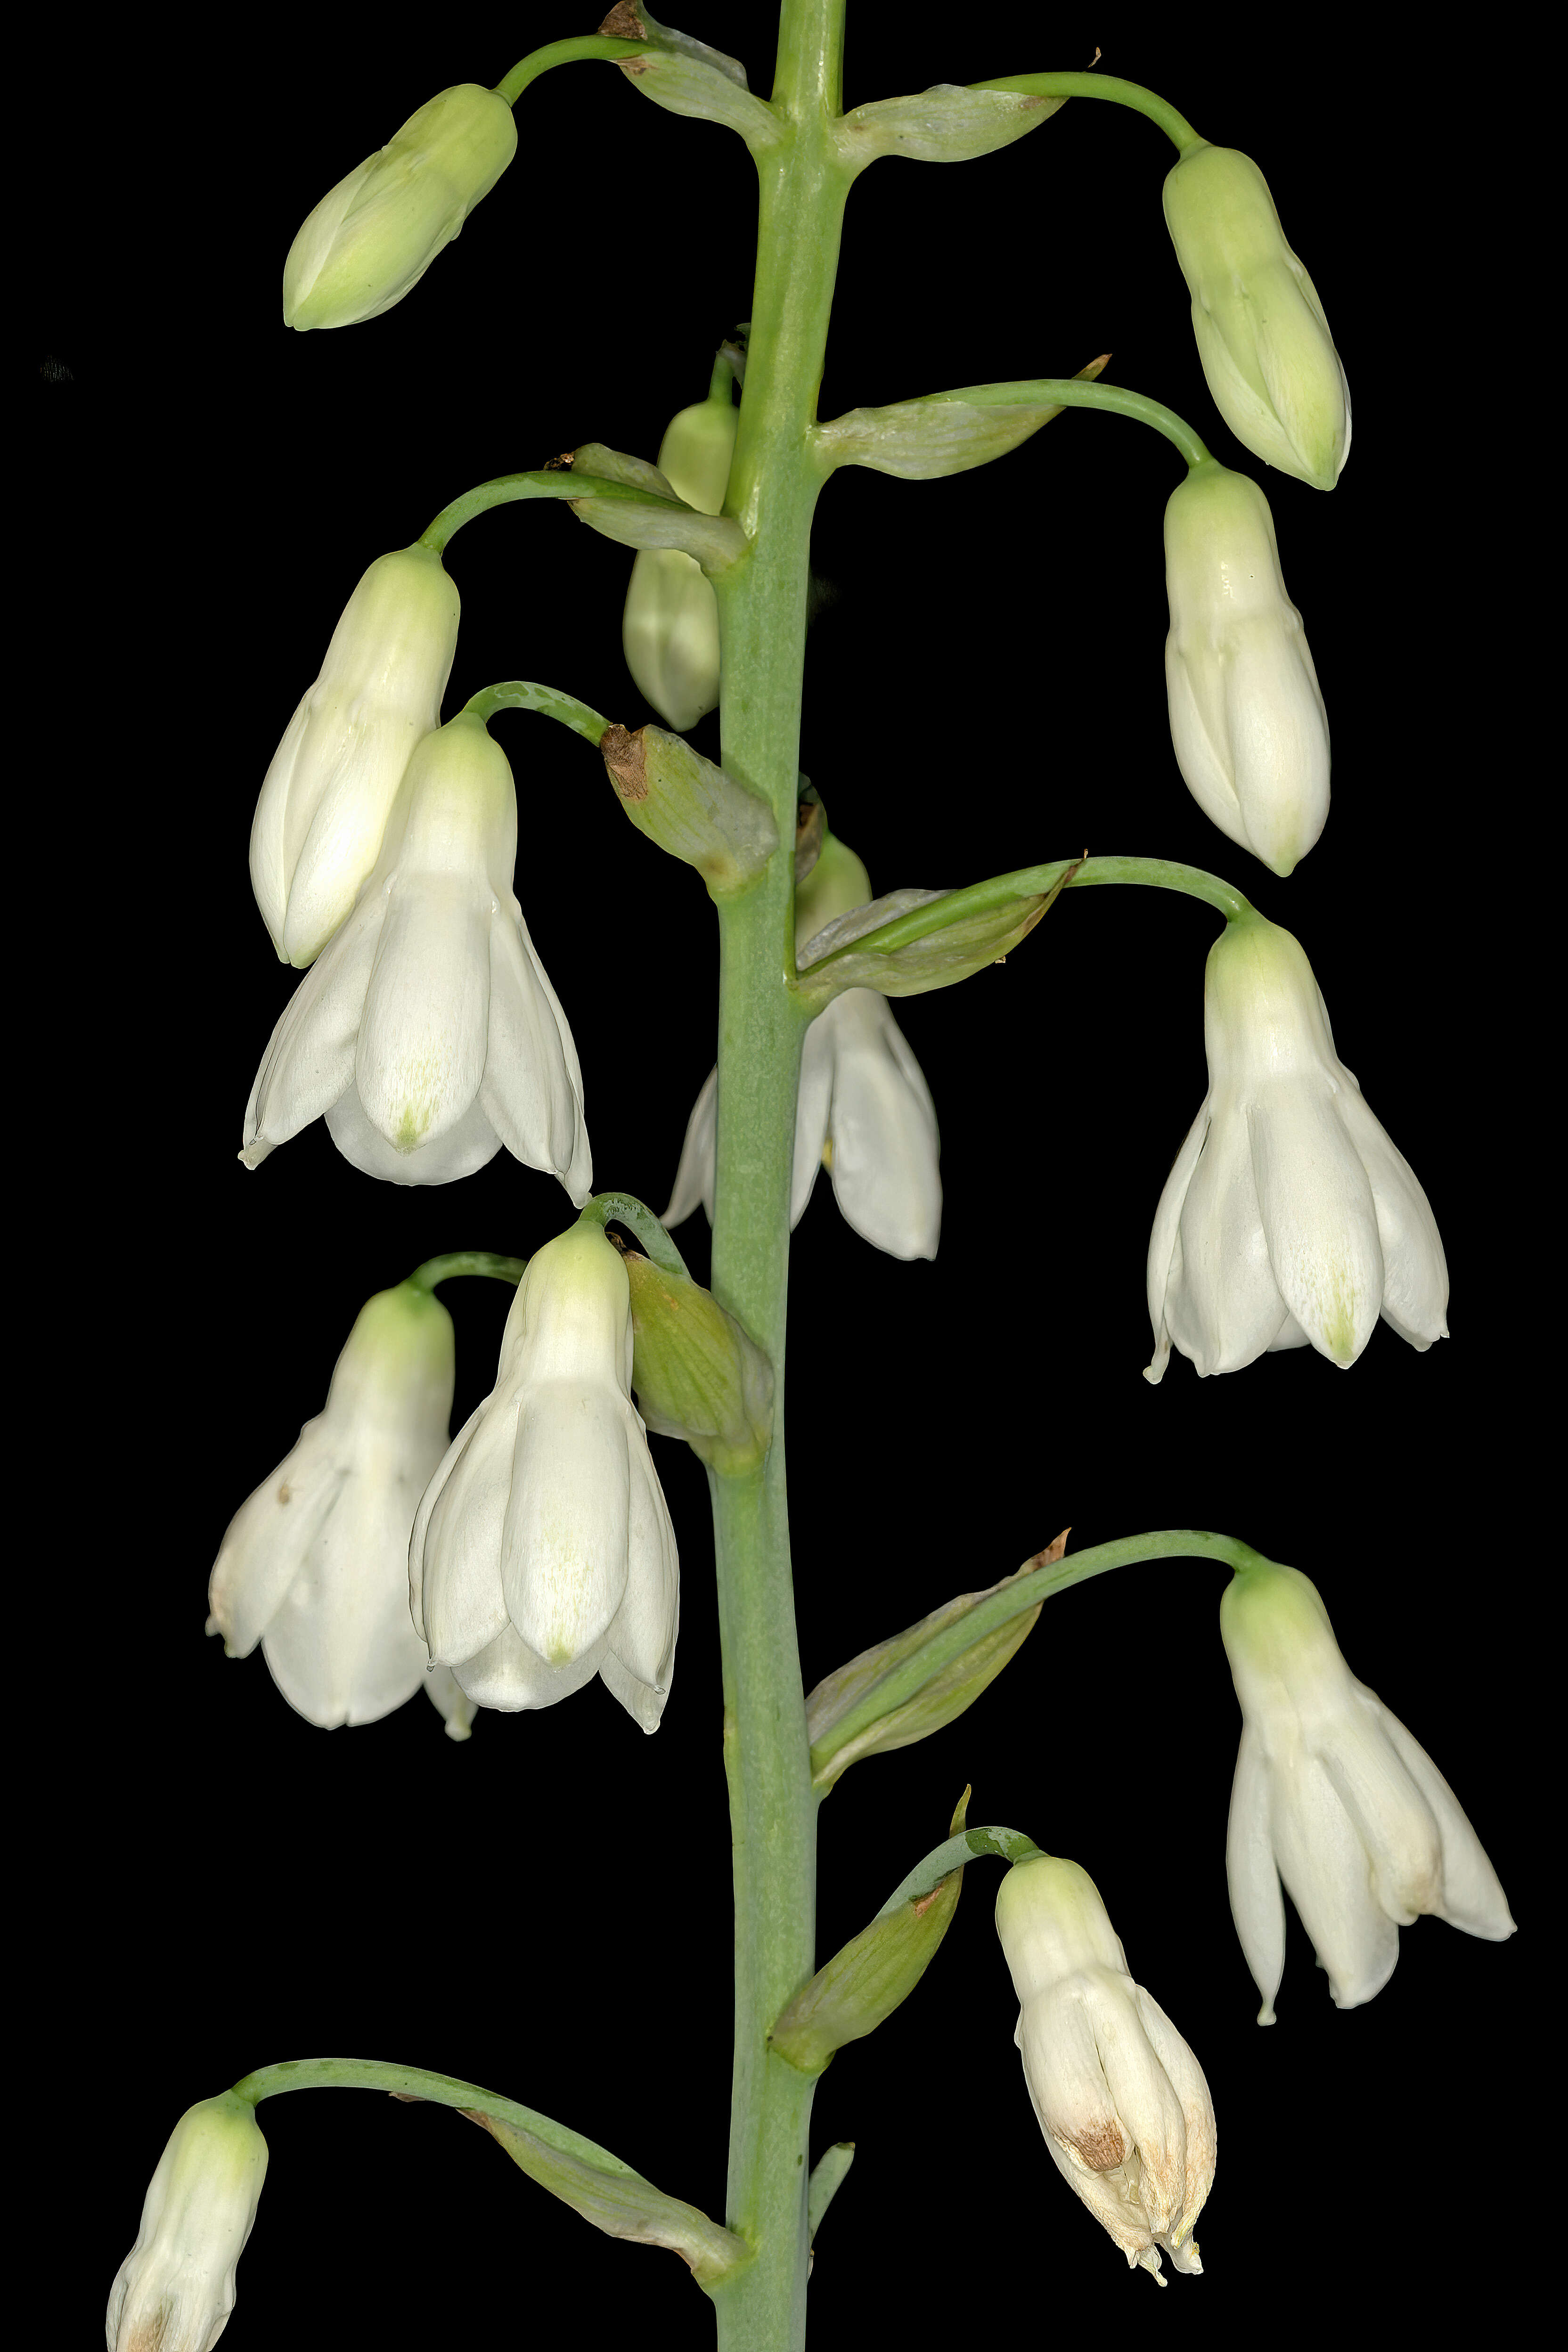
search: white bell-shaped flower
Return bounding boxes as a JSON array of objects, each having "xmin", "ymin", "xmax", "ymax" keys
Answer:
[
  {"xmin": 1163, "ymin": 143, "xmax": 1350, "ymax": 490},
  {"xmin": 283, "ymin": 84, "xmax": 518, "ymax": 332},
  {"xmin": 1220, "ymin": 1560, "xmax": 1515, "ymax": 2021},
  {"xmin": 995, "ymin": 1856, "xmax": 1216, "ymax": 2284},
  {"xmin": 251, "ymin": 545, "xmax": 460, "ymax": 967},
  {"xmin": 106, "ymin": 2094, "xmax": 268, "ymax": 2352},
  {"xmin": 410, "ymin": 1224, "xmax": 679, "ymax": 1731},
  {"xmin": 664, "ymin": 836, "xmax": 941, "ymax": 1259},
  {"xmin": 1164, "ymin": 462, "xmax": 1329, "ymax": 876},
  {"xmin": 242, "ymin": 711, "xmax": 591, "ymax": 1196},
  {"xmin": 1146, "ymin": 916, "xmax": 1448, "ymax": 1380},
  {"xmin": 206, "ymin": 1283, "xmax": 455, "ymax": 1729}
]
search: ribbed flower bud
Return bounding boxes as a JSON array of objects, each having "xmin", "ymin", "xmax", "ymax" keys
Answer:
[
  {"xmin": 106, "ymin": 2095, "xmax": 268, "ymax": 2351},
  {"xmin": 1163, "ymin": 144, "xmax": 1349, "ymax": 490},
  {"xmin": 284, "ymin": 85, "xmax": 517, "ymax": 331},
  {"xmin": 1164, "ymin": 461, "xmax": 1329, "ymax": 874},
  {"xmin": 622, "ymin": 384, "xmax": 737, "ymax": 730}
]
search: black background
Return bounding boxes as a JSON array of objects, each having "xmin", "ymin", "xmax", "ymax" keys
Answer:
[{"xmin": 31, "ymin": 7, "xmax": 1533, "ymax": 2343}]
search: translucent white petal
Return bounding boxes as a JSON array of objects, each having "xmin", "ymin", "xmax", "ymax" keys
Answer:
[
  {"xmin": 479, "ymin": 909, "xmax": 584, "ymax": 1189},
  {"xmin": 502, "ymin": 1384, "xmax": 630, "ymax": 1664},
  {"xmin": 418, "ymin": 1397, "xmax": 517, "ymax": 1664},
  {"xmin": 1315, "ymin": 1694, "xmax": 1443, "ymax": 1926},
  {"xmin": 1082, "ymin": 1971, "xmax": 1188, "ymax": 2235},
  {"xmin": 452, "ymin": 1620, "xmax": 608, "ymax": 1712},
  {"xmin": 1165, "ymin": 1108, "xmax": 1290, "ymax": 1374},
  {"xmin": 1269, "ymin": 1750, "xmax": 1399, "ymax": 2008},
  {"xmin": 259, "ymin": 1471, "xmax": 426, "ymax": 1728},
  {"xmin": 792, "ymin": 1020, "xmax": 835, "ymax": 1228},
  {"xmin": 1358, "ymin": 1686, "xmax": 1516, "ymax": 1942},
  {"xmin": 664, "ymin": 1068, "xmax": 718, "ymax": 1228},
  {"xmin": 1225, "ymin": 1725, "xmax": 1286, "ymax": 2023},
  {"xmin": 207, "ymin": 1429, "xmax": 343, "ymax": 1658},
  {"xmin": 1165, "ymin": 645, "xmax": 1247, "ymax": 850},
  {"xmin": 1333, "ymin": 1082, "xmax": 1449, "ymax": 1347},
  {"xmin": 324, "ymin": 1083, "xmax": 501, "ymax": 1186},
  {"xmin": 1144, "ymin": 1102, "xmax": 1210, "ymax": 1385},
  {"xmin": 605, "ymin": 1419, "xmax": 680, "ymax": 1706},
  {"xmin": 241, "ymin": 893, "xmax": 384, "ymax": 1162},
  {"xmin": 355, "ymin": 876, "xmax": 491, "ymax": 1154},
  {"xmin": 250, "ymin": 693, "xmax": 311, "ymax": 958},
  {"xmin": 824, "ymin": 994, "xmax": 942, "ymax": 1261},
  {"xmin": 1247, "ymin": 1080, "xmax": 1383, "ymax": 1366},
  {"xmin": 1224, "ymin": 616, "xmax": 1331, "ymax": 876}
]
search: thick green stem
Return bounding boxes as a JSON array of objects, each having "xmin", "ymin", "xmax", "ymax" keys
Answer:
[{"xmin": 702, "ymin": 6, "xmax": 850, "ymax": 2344}]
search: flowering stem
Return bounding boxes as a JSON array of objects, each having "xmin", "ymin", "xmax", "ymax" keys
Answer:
[
  {"xmin": 894, "ymin": 378, "xmax": 1210, "ymax": 470},
  {"xmin": 233, "ymin": 2054, "xmax": 596, "ymax": 2134},
  {"xmin": 577, "ymin": 1192, "xmax": 691, "ymax": 1280},
  {"xmin": 819, "ymin": 1531, "xmax": 1279, "ymax": 1782},
  {"xmin": 494, "ymin": 35, "xmax": 646, "ymax": 106},
  {"xmin": 1066, "ymin": 853, "xmax": 1256, "ymax": 921},
  {"xmin": 700, "ymin": 3, "xmax": 849, "ymax": 2344},
  {"xmin": 462, "ymin": 680, "xmax": 608, "ymax": 743},
  {"xmin": 969, "ymin": 70, "xmax": 1204, "ymax": 156},
  {"xmin": 406, "ymin": 1251, "xmax": 527, "ymax": 1293},
  {"xmin": 874, "ymin": 1826, "xmax": 1045, "ymax": 1915},
  {"xmin": 417, "ymin": 470, "xmax": 683, "ymax": 556}
]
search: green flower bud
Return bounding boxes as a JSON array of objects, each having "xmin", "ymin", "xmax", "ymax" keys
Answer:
[
  {"xmin": 621, "ymin": 386, "xmax": 738, "ymax": 730},
  {"xmin": 599, "ymin": 722, "xmax": 777, "ymax": 893},
  {"xmin": 283, "ymin": 85, "xmax": 517, "ymax": 331},
  {"xmin": 625, "ymin": 1251, "xmax": 774, "ymax": 1477},
  {"xmin": 1163, "ymin": 145, "xmax": 1349, "ymax": 490}
]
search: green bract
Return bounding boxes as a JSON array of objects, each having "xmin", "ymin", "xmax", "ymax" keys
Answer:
[
  {"xmin": 601, "ymin": 723, "xmax": 778, "ymax": 893},
  {"xmin": 625, "ymin": 1250, "xmax": 775, "ymax": 1475},
  {"xmin": 283, "ymin": 84, "xmax": 518, "ymax": 331}
]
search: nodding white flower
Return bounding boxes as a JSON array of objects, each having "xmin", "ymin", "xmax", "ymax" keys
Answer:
[
  {"xmin": 410, "ymin": 1224, "xmax": 679, "ymax": 1731},
  {"xmin": 242, "ymin": 712, "xmax": 591, "ymax": 1196},
  {"xmin": 106, "ymin": 2095, "xmax": 268, "ymax": 2352},
  {"xmin": 283, "ymin": 84, "xmax": 518, "ymax": 332},
  {"xmin": 1163, "ymin": 143, "xmax": 1350, "ymax": 490},
  {"xmin": 622, "ymin": 385, "xmax": 737, "ymax": 732},
  {"xmin": 206, "ymin": 1283, "xmax": 454, "ymax": 1729},
  {"xmin": 1146, "ymin": 916, "xmax": 1447, "ymax": 1380},
  {"xmin": 251, "ymin": 546, "xmax": 460, "ymax": 968},
  {"xmin": 1221, "ymin": 1560, "xmax": 1515, "ymax": 2022},
  {"xmin": 1164, "ymin": 462, "xmax": 1329, "ymax": 876},
  {"xmin": 664, "ymin": 837, "xmax": 941, "ymax": 1260},
  {"xmin": 995, "ymin": 1856, "xmax": 1216, "ymax": 2285}
]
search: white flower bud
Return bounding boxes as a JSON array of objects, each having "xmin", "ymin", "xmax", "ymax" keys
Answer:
[
  {"xmin": 207, "ymin": 1283, "xmax": 454, "ymax": 1728},
  {"xmin": 251, "ymin": 546, "xmax": 460, "ymax": 967},
  {"xmin": 283, "ymin": 84, "xmax": 517, "ymax": 332},
  {"xmin": 1146, "ymin": 917, "xmax": 1448, "ymax": 1380},
  {"xmin": 995, "ymin": 1858, "xmax": 1216, "ymax": 2284},
  {"xmin": 243, "ymin": 712, "xmax": 591, "ymax": 1197},
  {"xmin": 1164, "ymin": 463, "xmax": 1329, "ymax": 875},
  {"xmin": 410, "ymin": 1225, "xmax": 679, "ymax": 1731},
  {"xmin": 106, "ymin": 2095, "xmax": 268, "ymax": 2351},
  {"xmin": 665, "ymin": 836, "xmax": 941, "ymax": 1259},
  {"xmin": 1220, "ymin": 1561, "xmax": 1515, "ymax": 2021},
  {"xmin": 1163, "ymin": 144, "xmax": 1349, "ymax": 490},
  {"xmin": 621, "ymin": 388, "xmax": 737, "ymax": 731}
]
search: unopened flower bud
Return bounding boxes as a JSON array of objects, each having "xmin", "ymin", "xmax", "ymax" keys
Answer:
[
  {"xmin": 600, "ymin": 722, "xmax": 776, "ymax": 892},
  {"xmin": 996, "ymin": 1857, "xmax": 1216, "ymax": 2283},
  {"xmin": 624, "ymin": 1250, "xmax": 773, "ymax": 1475},
  {"xmin": 1163, "ymin": 144, "xmax": 1349, "ymax": 490},
  {"xmin": 622, "ymin": 383, "xmax": 737, "ymax": 730},
  {"xmin": 284, "ymin": 85, "xmax": 517, "ymax": 331},
  {"xmin": 1164, "ymin": 461, "xmax": 1329, "ymax": 875},
  {"xmin": 106, "ymin": 2094, "xmax": 268, "ymax": 2351},
  {"xmin": 251, "ymin": 545, "xmax": 459, "ymax": 966}
]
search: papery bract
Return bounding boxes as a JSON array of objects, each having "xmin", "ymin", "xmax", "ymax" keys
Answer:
[
  {"xmin": 1220, "ymin": 1560, "xmax": 1515, "ymax": 2021},
  {"xmin": 1146, "ymin": 917, "xmax": 1447, "ymax": 1379},
  {"xmin": 242, "ymin": 712, "xmax": 591, "ymax": 1196},
  {"xmin": 283, "ymin": 85, "xmax": 517, "ymax": 331},
  {"xmin": 206, "ymin": 1283, "xmax": 454, "ymax": 1729},
  {"xmin": 251, "ymin": 546, "xmax": 459, "ymax": 967},
  {"xmin": 410, "ymin": 1224, "xmax": 679, "ymax": 1731},
  {"xmin": 106, "ymin": 2095, "xmax": 268, "ymax": 2352},
  {"xmin": 1164, "ymin": 461, "xmax": 1329, "ymax": 875},
  {"xmin": 1163, "ymin": 143, "xmax": 1350, "ymax": 490},
  {"xmin": 996, "ymin": 1857, "xmax": 1216, "ymax": 2284}
]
